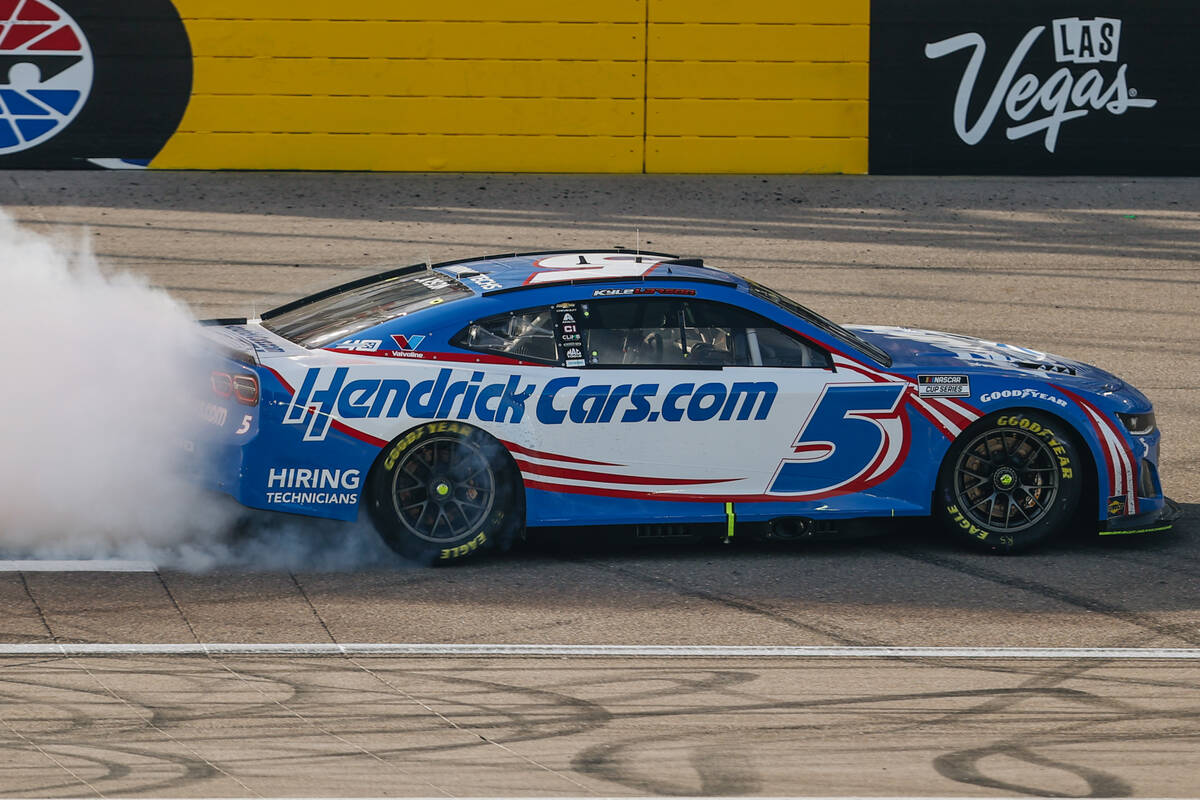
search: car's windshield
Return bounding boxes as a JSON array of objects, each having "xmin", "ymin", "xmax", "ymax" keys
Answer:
[
  {"xmin": 263, "ymin": 271, "xmax": 471, "ymax": 349},
  {"xmin": 746, "ymin": 280, "xmax": 892, "ymax": 366}
]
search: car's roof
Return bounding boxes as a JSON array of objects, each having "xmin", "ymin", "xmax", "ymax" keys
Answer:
[
  {"xmin": 261, "ymin": 250, "xmax": 745, "ymax": 322},
  {"xmin": 429, "ymin": 249, "xmax": 746, "ymax": 294}
]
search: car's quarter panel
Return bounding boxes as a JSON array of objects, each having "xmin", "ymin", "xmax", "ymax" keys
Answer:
[
  {"xmin": 190, "ymin": 354, "xmax": 263, "ymax": 500},
  {"xmin": 199, "ymin": 364, "xmax": 373, "ymax": 521}
]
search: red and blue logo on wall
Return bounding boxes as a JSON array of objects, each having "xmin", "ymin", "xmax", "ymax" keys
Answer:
[
  {"xmin": 0, "ymin": 0, "xmax": 191, "ymax": 168},
  {"xmin": 0, "ymin": 0, "xmax": 92, "ymax": 154}
]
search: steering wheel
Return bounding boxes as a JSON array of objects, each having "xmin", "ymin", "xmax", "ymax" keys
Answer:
[{"xmin": 689, "ymin": 342, "xmax": 715, "ymax": 362}]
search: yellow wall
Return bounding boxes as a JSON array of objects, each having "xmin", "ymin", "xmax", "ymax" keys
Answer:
[{"xmin": 153, "ymin": 0, "xmax": 867, "ymax": 173}]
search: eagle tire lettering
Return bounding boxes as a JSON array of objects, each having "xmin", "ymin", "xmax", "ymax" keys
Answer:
[{"xmin": 440, "ymin": 531, "xmax": 488, "ymax": 561}]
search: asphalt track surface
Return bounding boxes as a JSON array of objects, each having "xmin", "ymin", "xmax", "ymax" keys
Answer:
[{"xmin": 2, "ymin": 173, "xmax": 1199, "ymax": 798}]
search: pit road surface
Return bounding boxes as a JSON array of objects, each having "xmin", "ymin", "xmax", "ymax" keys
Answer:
[{"xmin": 1, "ymin": 173, "xmax": 1198, "ymax": 797}]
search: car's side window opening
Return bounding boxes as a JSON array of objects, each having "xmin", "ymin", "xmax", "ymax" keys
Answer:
[
  {"xmin": 580, "ymin": 298, "xmax": 829, "ymax": 368},
  {"xmin": 453, "ymin": 307, "xmax": 558, "ymax": 363}
]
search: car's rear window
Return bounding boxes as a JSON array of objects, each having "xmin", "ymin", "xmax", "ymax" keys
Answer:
[{"xmin": 262, "ymin": 272, "xmax": 471, "ymax": 349}]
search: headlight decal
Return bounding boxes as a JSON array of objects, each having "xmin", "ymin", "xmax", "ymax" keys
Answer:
[{"xmin": 1117, "ymin": 411, "xmax": 1156, "ymax": 436}]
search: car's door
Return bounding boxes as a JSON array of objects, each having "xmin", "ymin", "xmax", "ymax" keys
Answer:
[
  {"xmin": 532, "ymin": 294, "xmax": 857, "ymax": 500},
  {"xmin": 453, "ymin": 292, "xmax": 914, "ymax": 517}
]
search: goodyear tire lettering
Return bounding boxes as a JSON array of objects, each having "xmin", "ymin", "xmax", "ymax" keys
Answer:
[
  {"xmin": 383, "ymin": 422, "xmax": 467, "ymax": 469},
  {"xmin": 996, "ymin": 413, "xmax": 1074, "ymax": 478}
]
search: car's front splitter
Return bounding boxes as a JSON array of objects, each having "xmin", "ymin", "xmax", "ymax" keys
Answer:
[{"xmin": 1101, "ymin": 496, "xmax": 1183, "ymax": 536}]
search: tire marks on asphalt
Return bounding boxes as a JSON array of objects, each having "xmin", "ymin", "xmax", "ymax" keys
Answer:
[
  {"xmin": 0, "ymin": 656, "xmax": 1196, "ymax": 797},
  {"xmin": 572, "ymin": 559, "xmax": 875, "ymax": 647},
  {"xmin": 876, "ymin": 543, "xmax": 1198, "ymax": 795},
  {"xmin": 564, "ymin": 549, "xmax": 1198, "ymax": 796},
  {"xmin": 881, "ymin": 545, "xmax": 1200, "ymax": 647}
]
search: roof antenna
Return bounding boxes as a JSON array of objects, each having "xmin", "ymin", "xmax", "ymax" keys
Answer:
[
  {"xmin": 635, "ymin": 227, "xmax": 641, "ymax": 263},
  {"xmin": 425, "ymin": 254, "xmax": 432, "ymax": 270}
]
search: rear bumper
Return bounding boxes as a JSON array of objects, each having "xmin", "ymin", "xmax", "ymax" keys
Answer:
[{"xmin": 1101, "ymin": 496, "xmax": 1182, "ymax": 536}]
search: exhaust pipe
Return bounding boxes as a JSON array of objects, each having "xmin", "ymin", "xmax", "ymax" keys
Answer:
[{"xmin": 767, "ymin": 517, "xmax": 816, "ymax": 541}]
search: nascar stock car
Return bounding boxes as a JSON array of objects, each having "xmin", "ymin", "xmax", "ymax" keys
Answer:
[{"xmin": 195, "ymin": 250, "xmax": 1178, "ymax": 563}]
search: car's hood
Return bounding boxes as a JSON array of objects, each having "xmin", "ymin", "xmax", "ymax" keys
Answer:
[{"xmin": 846, "ymin": 325, "xmax": 1127, "ymax": 390}]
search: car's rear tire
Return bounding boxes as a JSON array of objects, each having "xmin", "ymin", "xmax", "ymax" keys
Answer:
[
  {"xmin": 368, "ymin": 422, "xmax": 520, "ymax": 565},
  {"xmin": 935, "ymin": 410, "xmax": 1084, "ymax": 554}
]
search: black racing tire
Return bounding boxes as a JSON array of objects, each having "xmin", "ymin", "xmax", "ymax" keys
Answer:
[
  {"xmin": 935, "ymin": 409, "xmax": 1084, "ymax": 554},
  {"xmin": 368, "ymin": 422, "xmax": 521, "ymax": 565}
]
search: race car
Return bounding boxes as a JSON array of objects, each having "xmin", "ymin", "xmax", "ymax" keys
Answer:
[{"xmin": 195, "ymin": 250, "xmax": 1178, "ymax": 563}]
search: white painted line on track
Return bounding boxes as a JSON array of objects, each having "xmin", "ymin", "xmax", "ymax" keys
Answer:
[
  {"xmin": 0, "ymin": 643, "xmax": 1196, "ymax": 658},
  {"xmin": 0, "ymin": 560, "xmax": 156, "ymax": 572}
]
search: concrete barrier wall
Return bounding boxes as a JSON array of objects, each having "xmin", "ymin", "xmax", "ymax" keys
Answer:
[
  {"xmin": 3, "ymin": 1, "xmax": 1190, "ymax": 172},
  {"xmin": 155, "ymin": 0, "xmax": 647, "ymax": 171},
  {"xmin": 0, "ymin": 0, "xmax": 867, "ymax": 172},
  {"xmin": 156, "ymin": 0, "xmax": 867, "ymax": 172}
]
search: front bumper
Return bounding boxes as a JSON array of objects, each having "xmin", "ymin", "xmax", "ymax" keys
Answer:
[{"xmin": 1101, "ymin": 496, "xmax": 1183, "ymax": 536}]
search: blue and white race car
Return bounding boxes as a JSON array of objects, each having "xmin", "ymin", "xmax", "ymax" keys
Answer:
[{"xmin": 196, "ymin": 250, "xmax": 1178, "ymax": 562}]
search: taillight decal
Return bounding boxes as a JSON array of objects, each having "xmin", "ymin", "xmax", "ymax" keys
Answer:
[{"xmin": 212, "ymin": 370, "xmax": 259, "ymax": 406}]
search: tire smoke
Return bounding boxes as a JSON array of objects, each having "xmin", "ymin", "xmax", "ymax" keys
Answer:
[
  {"xmin": 0, "ymin": 211, "xmax": 227, "ymax": 557},
  {"xmin": 0, "ymin": 212, "xmax": 397, "ymax": 571}
]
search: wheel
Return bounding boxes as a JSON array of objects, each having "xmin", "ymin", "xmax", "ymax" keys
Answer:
[
  {"xmin": 368, "ymin": 422, "xmax": 520, "ymax": 564},
  {"xmin": 935, "ymin": 410, "xmax": 1084, "ymax": 553}
]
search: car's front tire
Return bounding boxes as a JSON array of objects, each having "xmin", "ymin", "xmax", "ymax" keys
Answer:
[
  {"xmin": 935, "ymin": 410, "xmax": 1084, "ymax": 553},
  {"xmin": 368, "ymin": 422, "xmax": 521, "ymax": 564}
]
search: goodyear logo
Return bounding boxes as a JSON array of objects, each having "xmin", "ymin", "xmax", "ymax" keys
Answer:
[
  {"xmin": 0, "ymin": 0, "xmax": 91, "ymax": 154},
  {"xmin": 284, "ymin": 367, "xmax": 777, "ymax": 441}
]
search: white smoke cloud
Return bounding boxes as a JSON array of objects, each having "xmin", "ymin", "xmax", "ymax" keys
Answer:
[{"xmin": 0, "ymin": 211, "xmax": 397, "ymax": 571}]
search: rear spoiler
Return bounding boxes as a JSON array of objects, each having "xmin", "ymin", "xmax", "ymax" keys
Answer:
[{"xmin": 197, "ymin": 318, "xmax": 259, "ymax": 365}]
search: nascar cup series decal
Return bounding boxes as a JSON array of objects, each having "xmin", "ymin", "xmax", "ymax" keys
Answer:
[
  {"xmin": 917, "ymin": 375, "xmax": 970, "ymax": 397},
  {"xmin": 926, "ymin": 17, "xmax": 1156, "ymax": 153},
  {"xmin": 0, "ymin": 0, "xmax": 91, "ymax": 154}
]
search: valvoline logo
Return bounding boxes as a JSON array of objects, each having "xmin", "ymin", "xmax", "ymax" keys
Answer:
[
  {"xmin": 0, "ymin": 0, "xmax": 92, "ymax": 154},
  {"xmin": 283, "ymin": 367, "xmax": 778, "ymax": 441},
  {"xmin": 390, "ymin": 334, "xmax": 425, "ymax": 351}
]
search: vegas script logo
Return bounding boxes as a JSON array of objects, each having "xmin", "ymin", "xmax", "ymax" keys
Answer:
[{"xmin": 925, "ymin": 17, "xmax": 1156, "ymax": 152}]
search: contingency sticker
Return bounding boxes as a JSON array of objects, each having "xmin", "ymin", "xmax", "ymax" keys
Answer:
[
  {"xmin": 554, "ymin": 303, "xmax": 586, "ymax": 366},
  {"xmin": 917, "ymin": 375, "xmax": 971, "ymax": 397},
  {"xmin": 1108, "ymin": 495, "xmax": 1127, "ymax": 518}
]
